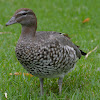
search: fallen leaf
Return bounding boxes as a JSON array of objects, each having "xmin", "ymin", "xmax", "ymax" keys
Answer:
[
  {"xmin": 85, "ymin": 46, "xmax": 98, "ymax": 59},
  {"xmin": 0, "ymin": 32, "xmax": 12, "ymax": 34},
  {"xmin": 9, "ymin": 73, "xmax": 12, "ymax": 75},
  {"xmin": 82, "ymin": 18, "xmax": 90, "ymax": 23},
  {"xmin": 9, "ymin": 72, "xmax": 33, "ymax": 77},
  {"xmin": 23, "ymin": 73, "xmax": 33, "ymax": 77},
  {"xmin": 14, "ymin": 72, "xmax": 21, "ymax": 75}
]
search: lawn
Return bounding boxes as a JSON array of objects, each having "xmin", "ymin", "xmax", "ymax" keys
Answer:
[{"xmin": 0, "ymin": 0, "xmax": 100, "ymax": 99}]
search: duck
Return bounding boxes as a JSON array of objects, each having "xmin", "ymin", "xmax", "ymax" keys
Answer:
[{"xmin": 6, "ymin": 8, "xmax": 86, "ymax": 96}]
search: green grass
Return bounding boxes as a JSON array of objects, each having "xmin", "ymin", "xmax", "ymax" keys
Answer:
[{"xmin": 0, "ymin": 0, "xmax": 100, "ymax": 99}]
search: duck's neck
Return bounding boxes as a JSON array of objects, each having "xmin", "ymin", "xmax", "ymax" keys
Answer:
[{"xmin": 20, "ymin": 25, "xmax": 36, "ymax": 39}]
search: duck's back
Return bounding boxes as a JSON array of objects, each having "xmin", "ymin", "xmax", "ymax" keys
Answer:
[{"xmin": 16, "ymin": 31, "xmax": 81, "ymax": 78}]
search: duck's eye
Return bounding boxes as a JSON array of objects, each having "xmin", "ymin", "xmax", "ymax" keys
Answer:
[{"xmin": 22, "ymin": 13, "xmax": 27, "ymax": 15}]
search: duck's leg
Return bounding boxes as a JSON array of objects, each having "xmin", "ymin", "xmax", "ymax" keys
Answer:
[
  {"xmin": 39, "ymin": 78, "xmax": 44, "ymax": 96},
  {"xmin": 58, "ymin": 77, "xmax": 63, "ymax": 94}
]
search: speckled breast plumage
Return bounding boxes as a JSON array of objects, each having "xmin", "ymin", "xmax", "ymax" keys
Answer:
[{"xmin": 15, "ymin": 39, "xmax": 78, "ymax": 78}]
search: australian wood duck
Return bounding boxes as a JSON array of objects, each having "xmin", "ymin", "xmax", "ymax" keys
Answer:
[{"xmin": 6, "ymin": 8, "xmax": 86, "ymax": 95}]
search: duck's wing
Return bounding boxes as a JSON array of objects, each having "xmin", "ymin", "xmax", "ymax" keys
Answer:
[
  {"xmin": 61, "ymin": 33, "xmax": 87, "ymax": 56},
  {"xmin": 36, "ymin": 31, "xmax": 84, "ymax": 59}
]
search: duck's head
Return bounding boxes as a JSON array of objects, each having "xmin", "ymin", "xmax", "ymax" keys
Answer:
[{"xmin": 6, "ymin": 8, "xmax": 37, "ymax": 29}]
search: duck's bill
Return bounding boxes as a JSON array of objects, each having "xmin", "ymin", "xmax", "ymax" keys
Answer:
[{"xmin": 6, "ymin": 17, "xmax": 17, "ymax": 26}]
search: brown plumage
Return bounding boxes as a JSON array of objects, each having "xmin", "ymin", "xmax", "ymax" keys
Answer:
[{"xmin": 6, "ymin": 8, "xmax": 86, "ymax": 95}]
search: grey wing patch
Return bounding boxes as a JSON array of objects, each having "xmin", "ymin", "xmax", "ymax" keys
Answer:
[
  {"xmin": 54, "ymin": 34, "xmax": 82, "ymax": 59},
  {"xmin": 36, "ymin": 31, "xmax": 82, "ymax": 59}
]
